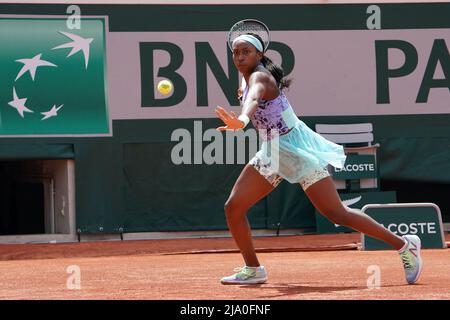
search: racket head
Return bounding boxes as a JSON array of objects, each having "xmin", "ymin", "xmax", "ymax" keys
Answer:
[{"xmin": 228, "ymin": 19, "xmax": 270, "ymax": 53}]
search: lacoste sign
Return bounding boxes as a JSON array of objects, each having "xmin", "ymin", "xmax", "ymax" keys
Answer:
[
  {"xmin": 331, "ymin": 154, "xmax": 377, "ymax": 180},
  {"xmin": 361, "ymin": 203, "xmax": 447, "ymax": 250}
]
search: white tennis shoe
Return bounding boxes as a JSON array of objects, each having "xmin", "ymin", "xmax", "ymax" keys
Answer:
[
  {"xmin": 221, "ymin": 266, "xmax": 268, "ymax": 285},
  {"xmin": 399, "ymin": 235, "xmax": 423, "ymax": 284}
]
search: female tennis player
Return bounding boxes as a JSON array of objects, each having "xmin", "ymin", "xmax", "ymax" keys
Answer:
[{"xmin": 216, "ymin": 19, "xmax": 423, "ymax": 285}]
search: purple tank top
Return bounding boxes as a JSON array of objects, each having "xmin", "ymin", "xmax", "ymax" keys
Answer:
[{"xmin": 242, "ymin": 85, "xmax": 300, "ymax": 140}]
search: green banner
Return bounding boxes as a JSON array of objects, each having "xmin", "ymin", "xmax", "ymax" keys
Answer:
[
  {"xmin": 361, "ymin": 203, "xmax": 446, "ymax": 250},
  {"xmin": 0, "ymin": 18, "xmax": 109, "ymax": 136},
  {"xmin": 331, "ymin": 154, "xmax": 377, "ymax": 180},
  {"xmin": 0, "ymin": 3, "xmax": 449, "ymax": 234}
]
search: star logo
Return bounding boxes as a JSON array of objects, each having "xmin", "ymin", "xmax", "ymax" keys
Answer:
[
  {"xmin": 41, "ymin": 104, "xmax": 64, "ymax": 121},
  {"xmin": 0, "ymin": 18, "xmax": 108, "ymax": 136},
  {"xmin": 15, "ymin": 53, "xmax": 57, "ymax": 81},
  {"xmin": 52, "ymin": 31, "xmax": 94, "ymax": 69},
  {"xmin": 8, "ymin": 87, "xmax": 34, "ymax": 118}
]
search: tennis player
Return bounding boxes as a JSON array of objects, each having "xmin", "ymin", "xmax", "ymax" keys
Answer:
[{"xmin": 216, "ymin": 19, "xmax": 423, "ymax": 285}]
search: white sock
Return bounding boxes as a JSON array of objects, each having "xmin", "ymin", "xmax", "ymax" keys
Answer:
[{"xmin": 245, "ymin": 266, "xmax": 258, "ymax": 270}]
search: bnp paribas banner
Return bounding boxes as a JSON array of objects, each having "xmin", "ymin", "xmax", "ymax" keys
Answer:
[
  {"xmin": 0, "ymin": 16, "xmax": 109, "ymax": 136},
  {"xmin": 1, "ymin": 5, "xmax": 449, "ymax": 135},
  {"xmin": 109, "ymin": 29, "xmax": 450, "ymax": 120}
]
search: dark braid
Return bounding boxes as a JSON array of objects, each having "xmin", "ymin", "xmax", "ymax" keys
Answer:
[{"xmin": 247, "ymin": 33, "xmax": 292, "ymax": 90}]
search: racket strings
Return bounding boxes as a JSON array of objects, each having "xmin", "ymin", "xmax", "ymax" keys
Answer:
[{"xmin": 228, "ymin": 19, "xmax": 270, "ymax": 52}]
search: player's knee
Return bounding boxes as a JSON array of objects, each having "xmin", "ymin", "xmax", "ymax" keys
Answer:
[
  {"xmin": 224, "ymin": 198, "xmax": 236, "ymax": 219},
  {"xmin": 224, "ymin": 198, "xmax": 245, "ymax": 222}
]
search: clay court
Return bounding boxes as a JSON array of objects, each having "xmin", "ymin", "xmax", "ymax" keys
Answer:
[{"xmin": 0, "ymin": 234, "xmax": 448, "ymax": 300}]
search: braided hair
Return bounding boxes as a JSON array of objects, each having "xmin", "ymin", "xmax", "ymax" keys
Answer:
[{"xmin": 247, "ymin": 33, "xmax": 292, "ymax": 90}]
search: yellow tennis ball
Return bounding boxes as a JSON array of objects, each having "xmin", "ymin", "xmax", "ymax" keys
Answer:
[{"xmin": 157, "ymin": 79, "xmax": 173, "ymax": 95}]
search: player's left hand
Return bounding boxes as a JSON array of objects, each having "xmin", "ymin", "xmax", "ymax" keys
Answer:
[{"xmin": 215, "ymin": 106, "xmax": 245, "ymax": 131}]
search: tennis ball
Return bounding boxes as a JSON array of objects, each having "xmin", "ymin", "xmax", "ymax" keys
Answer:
[{"xmin": 157, "ymin": 79, "xmax": 173, "ymax": 95}]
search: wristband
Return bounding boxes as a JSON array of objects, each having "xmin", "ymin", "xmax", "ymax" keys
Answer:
[{"xmin": 238, "ymin": 114, "xmax": 250, "ymax": 128}]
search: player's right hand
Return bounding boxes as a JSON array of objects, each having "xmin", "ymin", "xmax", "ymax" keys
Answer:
[{"xmin": 215, "ymin": 106, "xmax": 245, "ymax": 131}]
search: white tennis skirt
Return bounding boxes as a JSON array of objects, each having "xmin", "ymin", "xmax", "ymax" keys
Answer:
[{"xmin": 249, "ymin": 119, "xmax": 347, "ymax": 190}]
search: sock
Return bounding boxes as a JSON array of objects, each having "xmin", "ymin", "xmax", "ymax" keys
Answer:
[{"xmin": 245, "ymin": 266, "xmax": 259, "ymax": 270}]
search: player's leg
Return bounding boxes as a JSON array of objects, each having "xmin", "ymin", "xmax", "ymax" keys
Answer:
[
  {"xmin": 224, "ymin": 164, "xmax": 277, "ymax": 267},
  {"xmin": 303, "ymin": 174, "xmax": 423, "ymax": 284},
  {"xmin": 303, "ymin": 175, "xmax": 406, "ymax": 250},
  {"xmin": 221, "ymin": 163, "xmax": 280, "ymax": 284}
]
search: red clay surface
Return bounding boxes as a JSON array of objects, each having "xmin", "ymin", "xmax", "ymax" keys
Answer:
[{"xmin": 0, "ymin": 234, "xmax": 448, "ymax": 300}]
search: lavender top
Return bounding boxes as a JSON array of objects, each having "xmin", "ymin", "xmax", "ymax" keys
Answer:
[{"xmin": 242, "ymin": 85, "xmax": 300, "ymax": 140}]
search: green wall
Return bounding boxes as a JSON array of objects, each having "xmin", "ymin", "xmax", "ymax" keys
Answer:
[{"xmin": 1, "ymin": 3, "xmax": 450, "ymax": 233}]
